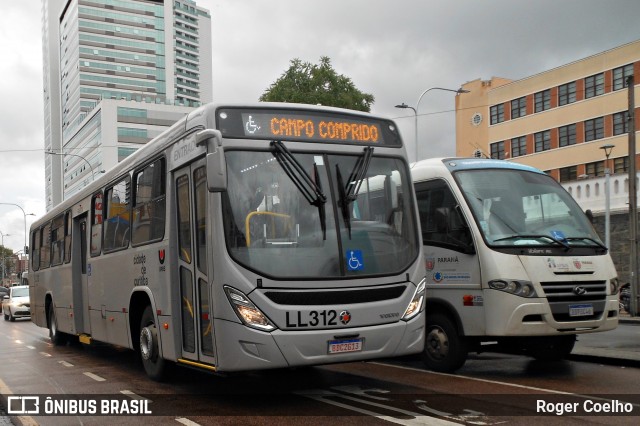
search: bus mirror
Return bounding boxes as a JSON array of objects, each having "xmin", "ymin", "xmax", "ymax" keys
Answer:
[{"xmin": 206, "ymin": 148, "xmax": 227, "ymax": 192}]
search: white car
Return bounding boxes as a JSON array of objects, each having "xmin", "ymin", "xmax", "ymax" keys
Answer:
[{"xmin": 2, "ymin": 285, "xmax": 30, "ymax": 322}]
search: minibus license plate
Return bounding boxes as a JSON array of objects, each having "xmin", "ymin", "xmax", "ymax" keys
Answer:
[
  {"xmin": 328, "ymin": 338, "xmax": 363, "ymax": 354},
  {"xmin": 569, "ymin": 304, "xmax": 593, "ymax": 317}
]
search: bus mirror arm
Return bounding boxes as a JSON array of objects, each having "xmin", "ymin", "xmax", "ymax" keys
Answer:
[{"xmin": 196, "ymin": 129, "xmax": 228, "ymax": 192}]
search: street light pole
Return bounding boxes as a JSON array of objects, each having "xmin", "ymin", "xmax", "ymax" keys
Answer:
[
  {"xmin": 46, "ymin": 150, "xmax": 96, "ymax": 181},
  {"xmin": 0, "ymin": 203, "xmax": 35, "ymax": 256},
  {"xmin": 600, "ymin": 144, "xmax": 615, "ymax": 250},
  {"xmin": 396, "ymin": 87, "xmax": 470, "ymax": 162}
]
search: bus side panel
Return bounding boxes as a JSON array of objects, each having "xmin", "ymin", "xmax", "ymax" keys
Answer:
[
  {"xmin": 30, "ymin": 271, "xmax": 47, "ymax": 329},
  {"xmin": 87, "ymin": 253, "xmax": 134, "ymax": 348}
]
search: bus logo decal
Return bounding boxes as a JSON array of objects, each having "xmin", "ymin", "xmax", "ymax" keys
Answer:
[
  {"xmin": 158, "ymin": 249, "xmax": 165, "ymax": 264},
  {"xmin": 425, "ymin": 257, "xmax": 435, "ymax": 271},
  {"xmin": 573, "ymin": 286, "xmax": 587, "ymax": 296},
  {"xmin": 339, "ymin": 310, "xmax": 352, "ymax": 325}
]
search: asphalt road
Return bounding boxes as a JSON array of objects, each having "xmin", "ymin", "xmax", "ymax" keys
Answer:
[{"xmin": 0, "ymin": 319, "xmax": 638, "ymax": 425}]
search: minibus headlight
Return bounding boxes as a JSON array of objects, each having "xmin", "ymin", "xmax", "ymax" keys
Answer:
[
  {"xmin": 488, "ymin": 279, "xmax": 537, "ymax": 298},
  {"xmin": 609, "ymin": 277, "xmax": 620, "ymax": 295},
  {"xmin": 224, "ymin": 286, "xmax": 275, "ymax": 331},
  {"xmin": 402, "ymin": 278, "xmax": 426, "ymax": 321}
]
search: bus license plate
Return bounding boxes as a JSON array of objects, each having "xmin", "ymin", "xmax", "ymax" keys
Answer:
[
  {"xmin": 569, "ymin": 304, "xmax": 593, "ymax": 317},
  {"xmin": 328, "ymin": 338, "xmax": 363, "ymax": 354}
]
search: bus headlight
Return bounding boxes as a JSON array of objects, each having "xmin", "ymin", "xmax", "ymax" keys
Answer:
[
  {"xmin": 402, "ymin": 278, "xmax": 426, "ymax": 321},
  {"xmin": 224, "ymin": 286, "xmax": 275, "ymax": 332},
  {"xmin": 488, "ymin": 279, "xmax": 537, "ymax": 298},
  {"xmin": 609, "ymin": 277, "xmax": 620, "ymax": 295}
]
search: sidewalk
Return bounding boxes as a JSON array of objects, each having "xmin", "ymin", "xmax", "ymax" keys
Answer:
[{"xmin": 571, "ymin": 312, "xmax": 640, "ymax": 364}]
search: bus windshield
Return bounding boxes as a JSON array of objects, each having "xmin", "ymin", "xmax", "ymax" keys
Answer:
[
  {"xmin": 455, "ymin": 168, "xmax": 602, "ymax": 248},
  {"xmin": 223, "ymin": 150, "xmax": 417, "ymax": 278}
]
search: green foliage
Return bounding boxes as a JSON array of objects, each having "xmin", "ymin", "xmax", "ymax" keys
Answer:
[{"xmin": 259, "ymin": 56, "xmax": 374, "ymax": 112}]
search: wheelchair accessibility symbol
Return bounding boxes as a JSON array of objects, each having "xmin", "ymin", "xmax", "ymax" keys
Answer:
[
  {"xmin": 245, "ymin": 115, "xmax": 261, "ymax": 134},
  {"xmin": 347, "ymin": 250, "xmax": 364, "ymax": 271}
]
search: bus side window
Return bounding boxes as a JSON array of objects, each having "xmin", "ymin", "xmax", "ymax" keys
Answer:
[
  {"xmin": 132, "ymin": 158, "xmax": 166, "ymax": 246},
  {"xmin": 51, "ymin": 214, "xmax": 64, "ymax": 266},
  {"xmin": 31, "ymin": 230, "xmax": 40, "ymax": 271},
  {"xmin": 416, "ymin": 180, "xmax": 474, "ymax": 253},
  {"xmin": 64, "ymin": 210, "xmax": 72, "ymax": 263},
  {"xmin": 91, "ymin": 192, "xmax": 103, "ymax": 256}
]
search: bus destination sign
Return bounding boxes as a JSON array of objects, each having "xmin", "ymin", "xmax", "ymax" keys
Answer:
[{"xmin": 216, "ymin": 108, "xmax": 401, "ymax": 147}]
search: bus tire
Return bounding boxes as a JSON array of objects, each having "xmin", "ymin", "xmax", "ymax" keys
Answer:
[
  {"xmin": 531, "ymin": 335, "xmax": 576, "ymax": 361},
  {"xmin": 49, "ymin": 305, "xmax": 67, "ymax": 346},
  {"xmin": 422, "ymin": 313, "xmax": 468, "ymax": 373},
  {"xmin": 139, "ymin": 305, "xmax": 166, "ymax": 381}
]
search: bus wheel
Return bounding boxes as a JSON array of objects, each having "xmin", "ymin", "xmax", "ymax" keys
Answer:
[
  {"xmin": 531, "ymin": 335, "xmax": 576, "ymax": 361},
  {"xmin": 139, "ymin": 305, "xmax": 166, "ymax": 381},
  {"xmin": 422, "ymin": 313, "xmax": 468, "ymax": 373},
  {"xmin": 49, "ymin": 306, "xmax": 67, "ymax": 346}
]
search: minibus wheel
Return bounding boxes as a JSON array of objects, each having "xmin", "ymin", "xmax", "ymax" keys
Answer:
[
  {"xmin": 139, "ymin": 305, "xmax": 166, "ymax": 381},
  {"xmin": 422, "ymin": 313, "xmax": 468, "ymax": 373}
]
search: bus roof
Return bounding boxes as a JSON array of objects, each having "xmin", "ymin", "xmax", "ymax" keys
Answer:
[
  {"xmin": 32, "ymin": 102, "xmax": 399, "ymax": 229},
  {"xmin": 411, "ymin": 157, "xmax": 545, "ymax": 182}
]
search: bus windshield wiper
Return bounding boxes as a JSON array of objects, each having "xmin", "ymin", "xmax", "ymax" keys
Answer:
[
  {"xmin": 271, "ymin": 141, "xmax": 327, "ymax": 239},
  {"xmin": 493, "ymin": 234, "xmax": 570, "ymax": 250},
  {"xmin": 564, "ymin": 236, "xmax": 607, "ymax": 250},
  {"xmin": 336, "ymin": 146, "xmax": 373, "ymax": 238}
]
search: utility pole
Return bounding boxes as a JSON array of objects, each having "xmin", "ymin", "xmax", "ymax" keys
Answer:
[{"xmin": 627, "ymin": 75, "xmax": 638, "ymax": 317}]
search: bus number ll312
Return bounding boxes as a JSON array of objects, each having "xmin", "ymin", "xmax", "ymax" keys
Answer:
[{"xmin": 286, "ymin": 310, "xmax": 352, "ymax": 327}]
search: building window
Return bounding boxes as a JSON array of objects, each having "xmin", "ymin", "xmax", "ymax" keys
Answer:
[
  {"xmin": 559, "ymin": 166, "xmax": 577, "ymax": 182},
  {"xmin": 613, "ymin": 111, "xmax": 629, "ymax": 136},
  {"xmin": 586, "ymin": 161, "xmax": 605, "ymax": 177},
  {"xmin": 585, "ymin": 73, "xmax": 605, "ymax": 99},
  {"xmin": 510, "ymin": 97, "xmax": 526, "ymax": 119},
  {"xmin": 559, "ymin": 124, "xmax": 576, "ymax": 147},
  {"xmin": 614, "ymin": 156, "xmax": 629, "ymax": 174},
  {"xmin": 534, "ymin": 89, "xmax": 550, "ymax": 112},
  {"xmin": 558, "ymin": 81, "xmax": 576, "ymax": 106},
  {"xmin": 584, "ymin": 117, "xmax": 604, "ymax": 142},
  {"xmin": 511, "ymin": 136, "xmax": 527, "ymax": 157},
  {"xmin": 613, "ymin": 64, "xmax": 634, "ymax": 91},
  {"xmin": 490, "ymin": 104, "xmax": 504, "ymax": 124},
  {"xmin": 535, "ymin": 130, "xmax": 551, "ymax": 152},
  {"xmin": 490, "ymin": 141, "xmax": 505, "ymax": 159}
]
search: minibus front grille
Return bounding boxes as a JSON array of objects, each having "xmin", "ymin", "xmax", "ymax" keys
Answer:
[
  {"xmin": 540, "ymin": 280, "xmax": 607, "ymax": 303},
  {"xmin": 264, "ymin": 284, "xmax": 407, "ymax": 305}
]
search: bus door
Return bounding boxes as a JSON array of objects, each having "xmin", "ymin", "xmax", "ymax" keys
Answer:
[
  {"xmin": 415, "ymin": 180, "xmax": 484, "ymax": 330},
  {"xmin": 174, "ymin": 158, "xmax": 216, "ymax": 365},
  {"xmin": 71, "ymin": 213, "xmax": 90, "ymax": 334}
]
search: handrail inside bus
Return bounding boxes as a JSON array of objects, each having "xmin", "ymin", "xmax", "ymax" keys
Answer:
[{"xmin": 244, "ymin": 211, "xmax": 292, "ymax": 246}]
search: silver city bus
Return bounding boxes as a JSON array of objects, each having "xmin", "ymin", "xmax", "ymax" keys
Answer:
[{"xmin": 30, "ymin": 103, "xmax": 426, "ymax": 380}]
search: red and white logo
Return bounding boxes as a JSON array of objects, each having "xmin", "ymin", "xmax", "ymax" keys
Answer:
[{"xmin": 339, "ymin": 310, "xmax": 351, "ymax": 325}]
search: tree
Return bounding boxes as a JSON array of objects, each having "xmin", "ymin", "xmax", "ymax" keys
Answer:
[{"xmin": 259, "ymin": 56, "xmax": 374, "ymax": 112}]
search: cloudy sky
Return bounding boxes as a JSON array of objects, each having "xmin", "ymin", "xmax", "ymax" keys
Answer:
[{"xmin": 1, "ymin": 0, "xmax": 639, "ymax": 252}]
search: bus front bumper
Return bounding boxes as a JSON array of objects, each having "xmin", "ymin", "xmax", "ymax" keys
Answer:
[{"xmin": 214, "ymin": 315, "xmax": 425, "ymax": 372}]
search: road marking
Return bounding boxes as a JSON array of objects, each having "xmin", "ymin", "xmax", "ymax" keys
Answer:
[
  {"xmin": 15, "ymin": 339, "xmax": 23, "ymax": 344},
  {"xmin": 120, "ymin": 390, "xmax": 151, "ymax": 401},
  {"xmin": 176, "ymin": 418, "xmax": 201, "ymax": 426},
  {"xmin": 83, "ymin": 372, "xmax": 106, "ymax": 382},
  {"xmin": 58, "ymin": 360, "xmax": 74, "ymax": 367},
  {"xmin": 26, "ymin": 345, "xmax": 35, "ymax": 349},
  {"xmin": 39, "ymin": 352, "xmax": 52, "ymax": 357},
  {"xmin": 296, "ymin": 389, "xmax": 461, "ymax": 425},
  {"xmin": 371, "ymin": 362, "xmax": 640, "ymax": 408}
]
